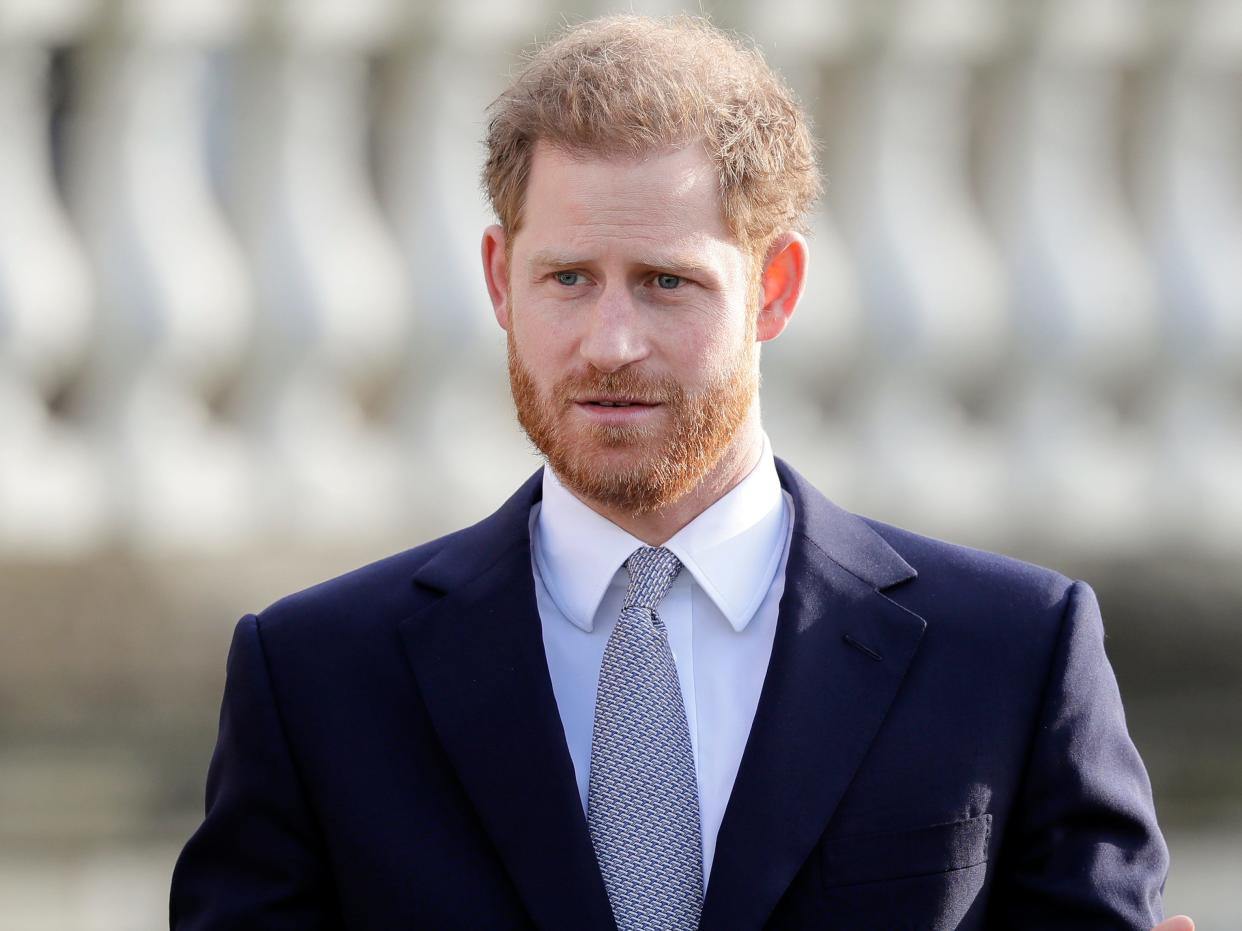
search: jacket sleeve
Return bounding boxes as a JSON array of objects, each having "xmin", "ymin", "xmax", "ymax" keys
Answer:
[
  {"xmin": 987, "ymin": 580, "xmax": 1169, "ymax": 929},
  {"xmin": 170, "ymin": 615, "xmax": 343, "ymax": 930}
]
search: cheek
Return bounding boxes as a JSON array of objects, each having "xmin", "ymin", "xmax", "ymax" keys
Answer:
[
  {"xmin": 511, "ymin": 316, "xmax": 570, "ymax": 384},
  {"xmin": 662, "ymin": 325, "xmax": 739, "ymax": 385},
  {"xmin": 512, "ymin": 289, "xmax": 577, "ymax": 347},
  {"xmin": 696, "ymin": 306, "xmax": 751, "ymax": 356}
]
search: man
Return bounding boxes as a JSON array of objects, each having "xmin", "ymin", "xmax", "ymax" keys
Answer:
[{"xmin": 171, "ymin": 15, "xmax": 1186, "ymax": 930}]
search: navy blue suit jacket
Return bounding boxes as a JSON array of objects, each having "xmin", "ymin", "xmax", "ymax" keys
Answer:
[{"xmin": 170, "ymin": 459, "xmax": 1168, "ymax": 929}]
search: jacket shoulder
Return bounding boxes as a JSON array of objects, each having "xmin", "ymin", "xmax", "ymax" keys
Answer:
[
  {"xmin": 861, "ymin": 518, "xmax": 1077, "ymax": 621},
  {"xmin": 247, "ymin": 469, "xmax": 543, "ymax": 660},
  {"xmin": 253, "ymin": 524, "xmax": 476, "ymax": 646}
]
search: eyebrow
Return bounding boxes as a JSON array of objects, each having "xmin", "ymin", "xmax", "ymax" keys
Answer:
[{"xmin": 527, "ymin": 250, "xmax": 716, "ymax": 275}]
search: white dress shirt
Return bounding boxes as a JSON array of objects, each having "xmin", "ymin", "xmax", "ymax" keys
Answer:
[{"xmin": 529, "ymin": 438, "xmax": 793, "ymax": 887}]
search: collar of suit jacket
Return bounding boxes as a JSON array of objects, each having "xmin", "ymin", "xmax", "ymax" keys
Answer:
[{"xmin": 409, "ymin": 454, "xmax": 916, "ymax": 599}]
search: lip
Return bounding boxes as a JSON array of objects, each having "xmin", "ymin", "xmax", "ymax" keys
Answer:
[{"xmin": 573, "ymin": 399, "xmax": 663, "ymax": 423}]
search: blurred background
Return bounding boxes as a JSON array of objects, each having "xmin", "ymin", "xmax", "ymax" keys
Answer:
[{"xmin": 1, "ymin": 0, "xmax": 1239, "ymax": 927}]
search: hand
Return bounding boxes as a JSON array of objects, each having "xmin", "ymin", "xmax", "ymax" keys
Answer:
[{"xmin": 1153, "ymin": 917, "xmax": 1194, "ymax": 931}]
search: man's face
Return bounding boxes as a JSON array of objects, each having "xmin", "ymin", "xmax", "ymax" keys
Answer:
[{"xmin": 493, "ymin": 143, "xmax": 761, "ymax": 515}]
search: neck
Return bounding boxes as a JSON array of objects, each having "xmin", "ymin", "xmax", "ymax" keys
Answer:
[{"xmin": 565, "ymin": 414, "xmax": 766, "ymax": 546}]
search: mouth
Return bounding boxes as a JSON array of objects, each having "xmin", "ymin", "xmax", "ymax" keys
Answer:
[
  {"xmin": 579, "ymin": 398, "xmax": 659, "ymax": 408},
  {"xmin": 572, "ymin": 397, "xmax": 664, "ymax": 421}
]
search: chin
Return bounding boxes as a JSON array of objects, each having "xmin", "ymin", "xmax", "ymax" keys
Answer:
[{"xmin": 546, "ymin": 432, "xmax": 715, "ymax": 516}]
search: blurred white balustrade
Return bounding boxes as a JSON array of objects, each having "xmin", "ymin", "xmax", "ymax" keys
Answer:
[
  {"xmin": 67, "ymin": 0, "xmax": 256, "ymax": 552},
  {"xmin": 0, "ymin": 0, "xmax": 105, "ymax": 557},
  {"xmin": 996, "ymin": 0, "xmax": 1164, "ymax": 556},
  {"xmin": 847, "ymin": 0, "xmax": 1011, "ymax": 544},
  {"xmin": 378, "ymin": 0, "xmax": 549, "ymax": 529},
  {"xmin": 1144, "ymin": 0, "xmax": 1242, "ymax": 553},
  {"xmin": 744, "ymin": 0, "xmax": 866, "ymax": 505},
  {"xmin": 0, "ymin": 0, "xmax": 1237, "ymax": 560},
  {"xmin": 225, "ymin": 0, "xmax": 412, "ymax": 543}
]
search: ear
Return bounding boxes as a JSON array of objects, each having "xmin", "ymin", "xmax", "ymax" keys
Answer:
[
  {"xmin": 481, "ymin": 224, "xmax": 511, "ymax": 330},
  {"xmin": 755, "ymin": 231, "xmax": 808, "ymax": 343}
]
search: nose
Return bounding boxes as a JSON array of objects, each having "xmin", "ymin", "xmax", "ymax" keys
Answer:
[{"xmin": 577, "ymin": 287, "xmax": 650, "ymax": 373}]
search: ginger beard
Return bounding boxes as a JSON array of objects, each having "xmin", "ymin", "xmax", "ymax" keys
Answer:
[{"xmin": 507, "ymin": 317, "xmax": 759, "ymax": 517}]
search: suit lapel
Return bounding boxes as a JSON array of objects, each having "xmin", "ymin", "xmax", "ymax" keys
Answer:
[
  {"xmin": 698, "ymin": 460, "xmax": 928, "ymax": 931},
  {"xmin": 398, "ymin": 470, "xmax": 616, "ymax": 931}
]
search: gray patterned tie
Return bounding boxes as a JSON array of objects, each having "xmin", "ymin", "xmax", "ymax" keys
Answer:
[{"xmin": 588, "ymin": 546, "xmax": 703, "ymax": 931}]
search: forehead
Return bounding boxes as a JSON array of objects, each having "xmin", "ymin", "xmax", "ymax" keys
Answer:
[{"xmin": 515, "ymin": 142, "xmax": 737, "ymax": 262}]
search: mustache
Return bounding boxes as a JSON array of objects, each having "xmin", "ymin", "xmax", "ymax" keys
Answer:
[{"xmin": 552, "ymin": 369, "xmax": 683, "ymax": 405}]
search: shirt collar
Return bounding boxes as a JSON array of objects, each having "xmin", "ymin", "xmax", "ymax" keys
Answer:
[{"xmin": 532, "ymin": 436, "xmax": 788, "ymax": 634}]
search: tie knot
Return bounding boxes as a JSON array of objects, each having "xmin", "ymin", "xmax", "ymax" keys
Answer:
[{"xmin": 622, "ymin": 546, "xmax": 682, "ymax": 610}]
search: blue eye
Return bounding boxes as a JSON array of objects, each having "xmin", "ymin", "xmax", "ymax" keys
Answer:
[
  {"xmin": 655, "ymin": 274, "xmax": 682, "ymax": 290},
  {"xmin": 555, "ymin": 271, "xmax": 584, "ymax": 286}
]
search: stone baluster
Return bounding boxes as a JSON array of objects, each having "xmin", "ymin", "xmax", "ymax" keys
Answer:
[
  {"xmin": 67, "ymin": 0, "xmax": 256, "ymax": 551},
  {"xmin": 997, "ymin": 0, "xmax": 1161, "ymax": 555},
  {"xmin": 378, "ymin": 0, "xmax": 548, "ymax": 529},
  {"xmin": 738, "ymin": 0, "xmax": 866, "ymax": 501},
  {"xmin": 1143, "ymin": 0, "xmax": 1242, "ymax": 555},
  {"xmin": 0, "ymin": 0, "xmax": 105, "ymax": 556},
  {"xmin": 225, "ymin": 0, "xmax": 412, "ymax": 542},
  {"xmin": 847, "ymin": 0, "xmax": 1010, "ymax": 543}
]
